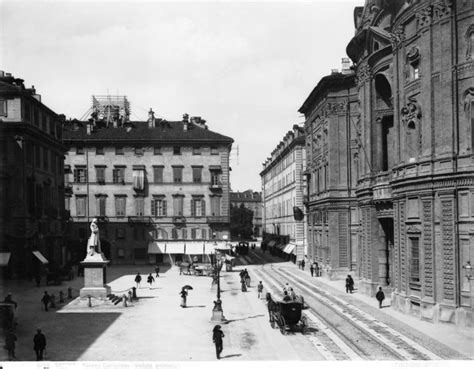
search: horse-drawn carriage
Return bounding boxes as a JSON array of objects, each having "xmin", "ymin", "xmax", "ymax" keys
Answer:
[{"xmin": 266, "ymin": 293, "xmax": 307, "ymax": 334}]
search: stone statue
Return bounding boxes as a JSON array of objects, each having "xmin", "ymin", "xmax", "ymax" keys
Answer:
[{"xmin": 87, "ymin": 218, "xmax": 101, "ymax": 256}]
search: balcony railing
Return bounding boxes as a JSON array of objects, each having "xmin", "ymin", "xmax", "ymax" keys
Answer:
[
  {"xmin": 172, "ymin": 216, "xmax": 186, "ymax": 224},
  {"xmin": 207, "ymin": 216, "xmax": 229, "ymax": 224},
  {"xmin": 209, "ymin": 183, "xmax": 223, "ymax": 191},
  {"xmin": 128, "ymin": 216, "xmax": 153, "ymax": 225},
  {"xmin": 372, "ymin": 172, "xmax": 393, "ymax": 201}
]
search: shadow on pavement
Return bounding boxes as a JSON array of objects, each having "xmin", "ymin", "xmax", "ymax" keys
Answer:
[
  {"xmin": 224, "ymin": 314, "xmax": 264, "ymax": 323},
  {"xmin": 220, "ymin": 354, "xmax": 242, "ymax": 359},
  {"xmin": 186, "ymin": 305, "xmax": 206, "ymax": 308}
]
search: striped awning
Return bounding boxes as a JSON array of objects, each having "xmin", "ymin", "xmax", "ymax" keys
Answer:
[
  {"xmin": 185, "ymin": 242, "xmax": 205, "ymax": 255},
  {"xmin": 283, "ymin": 244, "xmax": 296, "ymax": 254},
  {"xmin": 32, "ymin": 251, "xmax": 49, "ymax": 264},
  {"xmin": 267, "ymin": 240, "xmax": 277, "ymax": 247},
  {"xmin": 147, "ymin": 242, "xmax": 185, "ymax": 254}
]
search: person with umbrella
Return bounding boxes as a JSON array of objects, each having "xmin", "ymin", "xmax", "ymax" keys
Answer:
[
  {"xmin": 180, "ymin": 285, "xmax": 193, "ymax": 308},
  {"xmin": 212, "ymin": 325, "xmax": 225, "ymax": 360}
]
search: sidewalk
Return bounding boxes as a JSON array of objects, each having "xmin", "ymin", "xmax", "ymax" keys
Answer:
[{"xmin": 286, "ymin": 262, "xmax": 473, "ymax": 359}]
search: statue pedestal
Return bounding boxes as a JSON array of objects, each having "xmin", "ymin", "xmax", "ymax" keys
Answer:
[{"xmin": 80, "ymin": 253, "xmax": 111, "ymax": 300}]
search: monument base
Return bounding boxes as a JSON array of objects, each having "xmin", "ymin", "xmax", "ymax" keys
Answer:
[{"xmin": 80, "ymin": 252, "xmax": 111, "ymax": 301}]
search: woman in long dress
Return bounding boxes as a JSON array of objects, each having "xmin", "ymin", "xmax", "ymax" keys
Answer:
[{"xmin": 180, "ymin": 288, "xmax": 188, "ymax": 308}]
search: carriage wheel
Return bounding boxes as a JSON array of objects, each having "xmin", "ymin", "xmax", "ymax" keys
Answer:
[
  {"xmin": 301, "ymin": 315, "xmax": 308, "ymax": 334},
  {"xmin": 278, "ymin": 316, "xmax": 286, "ymax": 335}
]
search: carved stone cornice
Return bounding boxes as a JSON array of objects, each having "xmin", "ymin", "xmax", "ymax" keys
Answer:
[
  {"xmin": 416, "ymin": 1, "xmax": 452, "ymax": 30},
  {"xmin": 326, "ymin": 101, "xmax": 347, "ymax": 115},
  {"xmin": 356, "ymin": 63, "xmax": 371, "ymax": 86}
]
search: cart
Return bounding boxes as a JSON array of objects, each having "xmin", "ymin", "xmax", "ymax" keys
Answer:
[{"xmin": 269, "ymin": 299, "xmax": 307, "ymax": 335}]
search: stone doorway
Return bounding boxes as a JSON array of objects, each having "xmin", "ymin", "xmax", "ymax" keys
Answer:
[{"xmin": 378, "ymin": 218, "xmax": 393, "ymax": 286}]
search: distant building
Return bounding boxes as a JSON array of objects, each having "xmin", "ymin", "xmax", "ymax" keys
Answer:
[
  {"xmin": 0, "ymin": 71, "xmax": 67, "ymax": 278},
  {"xmin": 299, "ymin": 62, "xmax": 358, "ymax": 279},
  {"xmin": 260, "ymin": 125, "xmax": 307, "ymax": 262},
  {"xmin": 63, "ymin": 106, "xmax": 234, "ymax": 265},
  {"xmin": 230, "ymin": 190, "xmax": 262, "ymax": 238}
]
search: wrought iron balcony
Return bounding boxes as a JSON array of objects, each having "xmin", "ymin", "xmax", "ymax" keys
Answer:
[
  {"xmin": 128, "ymin": 216, "xmax": 153, "ymax": 225},
  {"xmin": 207, "ymin": 216, "xmax": 229, "ymax": 224},
  {"xmin": 172, "ymin": 216, "xmax": 186, "ymax": 224},
  {"xmin": 209, "ymin": 183, "xmax": 223, "ymax": 191}
]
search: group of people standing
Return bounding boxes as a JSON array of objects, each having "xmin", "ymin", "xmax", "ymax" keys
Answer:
[{"xmin": 239, "ymin": 269, "xmax": 251, "ymax": 292}]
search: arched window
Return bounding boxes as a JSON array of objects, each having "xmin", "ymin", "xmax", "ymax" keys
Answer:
[{"xmin": 466, "ymin": 25, "xmax": 474, "ymax": 60}]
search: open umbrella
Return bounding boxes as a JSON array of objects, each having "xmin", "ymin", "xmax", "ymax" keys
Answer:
[{"xmin": 182, "ymin": 285, "xmax": 193, "ymax": 290}]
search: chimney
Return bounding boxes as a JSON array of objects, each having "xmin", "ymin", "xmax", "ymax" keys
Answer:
[
  {"xmin": 341, "ymin": 57, "xmax": 351, "ymax": 74},
  {"xmin": 148, "ymin": 108, "xmax": 155, "ymax": 128},
  {"xmin": 183, "ymin": 113, "xmax": 189, "ymax": 131}
]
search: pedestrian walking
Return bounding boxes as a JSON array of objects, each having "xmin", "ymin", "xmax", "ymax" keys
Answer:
[
  {"xmin": 135, "ymin": 272, "xmax": 142, "ymax": 288},
  {"xmin": 301, "ymin": 259, "xmax": 305, "ymax": 270},
  {"xmin": 33, "ymin": 328, "xmax": 46, "ymax": 361},
  {"xmin": 310, "ymin": 264, "xmax": 314, "ymax": 277},
  {"xmin": 245, "ymin": 273, "xmax": 251, "ymax": 288},
  {"xmin": 154, "ymin": 266, "xmax": 160, "ymax": 278},
  {"xmin": 180, "ymin": 288, "xmax": 188, "ymax": 308},
  {"xmin": 257, "ymin": 281, "xmax": 264, "ymax": 299},
  {"xmin": 5, "ymin": 329, "xmax": 17, "ymax": 360},
  {"xmin": 241, "ymin": 279, "xmax": 247, "ymax": 292},
  {"xmin": 41, "ymin": 291, "xmax": 51, "ymax": 311},
  {"xmin": 59, "ymin": 291, "xmax": 65, "ymax": 303},
  {"xmin": 376, "ymin": 286, "xmax": 385, "ymax": 308},
  {"xmin": 212, "ymin": 325, "xmax": 225, "ymax": 359},
  {"xmin": 347, "ymin": 274, "xmax": 355, "ymax": 293},
  {"xmin": 314, "ymin": 262, "xmax": 319, "ymax": 277},
  {"xmin": 147, "ymin": 273, "xmax": 155, "ymax": 288}
]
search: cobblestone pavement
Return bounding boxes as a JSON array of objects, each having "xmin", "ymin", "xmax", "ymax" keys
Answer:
[{"xmin": 0, "ymin": 248, "xmax": 472, "ymax": 363}]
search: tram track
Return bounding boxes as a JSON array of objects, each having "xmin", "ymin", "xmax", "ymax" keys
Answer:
[{"xmin": 239, "ymin": 250, "xmax": 444, "ymax": 360}]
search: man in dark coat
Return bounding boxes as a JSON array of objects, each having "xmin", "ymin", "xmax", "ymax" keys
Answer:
[
  {"xmin": 5, "ymin": 329, "xmax": 17, "ymax": 360},
  {"xmin": 134, "ymin": 272, "xmax": 142, "ymax": 288},
  {"xmin": 33, "ymin": 328, "xmax": 47, "ymax": 360},
  {"xmin": 376, "ymin": 287, "xmax": 385, "ymax": 308},
  {"xmin": 41, "ymin": 291, "xmax": 51, "ymax": 311},
  {"xmin": 212, "ymin": 325, "xmax": 225, "ymax": 359},
  {"xmin": 310, "ymin": 264, "xmax": 314, "ymax": 277},
  {"xmin": 301, "ymin": 259, "xmax": 305, "ymax": 270}
]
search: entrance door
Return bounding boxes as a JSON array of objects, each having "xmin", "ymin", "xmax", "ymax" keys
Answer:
[{"xmin": 378, "ymin": 218, "xmax": 393, "ymax": 286}]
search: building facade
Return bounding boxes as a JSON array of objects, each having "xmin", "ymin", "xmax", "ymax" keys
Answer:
[
  {"xmin": 230, "ymin": 190, "xmax": 263, "ymax": 238},
  {"xmin": 299, "ymin": 65, "xmax": 359, "ymax": 279},
  {"xmin": 345, "ymin": 0, "xmax": 474, "ymax": 326},
  {"xmin": 0, "ymin": 72, "xmax": 67, "ymax": 278},
  {"xmin": 63, "ymin": 106, "xmax": 233, "ymax": 265},
  {"xmin": 260, "ymin": 125, "xmax": 307, "ymax": 261}
]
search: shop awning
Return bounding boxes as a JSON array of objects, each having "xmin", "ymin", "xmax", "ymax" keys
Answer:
[
  {"xmin": 147, "ymin": 242, "xmax": 185, "ymax": 254},
  {"xmin": 185, "ymin": 242, "xmax": 205, "ymax": 255},
  {"xmin": 283, "ymin": 244, "xmax": 296, "ymax": 254},
  {"xmin": 0, "ymin": 252, "xmax": 11, "ymax": 266},
  {"xmin": 32, "ymin": 251, "xmax": 48, "ymax": 264}
]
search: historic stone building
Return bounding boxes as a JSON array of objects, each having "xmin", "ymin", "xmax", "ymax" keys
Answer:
[
  {"xmin": 260, "ymin": 125, "xmax": 307, "ymax": 261},
  {"xmin": 345, "ymin": 0, "xmax": 474, "ymax": 326},
  {"xmin": 0, "ymin": 72, "xmax": 67, "ymax": 278},
  {"xmin": 230, "ymin": 190, "xmax": 263, "ymax": 238},
  {"xmin": 63, "ymin": 105, "xmax": 233, "ymax": 265},
  {"xmin": 299, "ymin": 62, "xmax": 359, "ymax": 279}
]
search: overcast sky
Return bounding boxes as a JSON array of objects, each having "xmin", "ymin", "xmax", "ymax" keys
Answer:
[{"xmin": 0, "ymin": 0, "xmax": 361, "ymax": 191}]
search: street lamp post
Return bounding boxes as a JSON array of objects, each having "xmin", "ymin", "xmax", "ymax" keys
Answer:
[{"xmin": 211, "ymin": 251, "xmax": 225, "ymax": 322}]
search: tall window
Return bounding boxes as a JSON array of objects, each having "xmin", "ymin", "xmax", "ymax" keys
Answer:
[
  {"xmin": 154, "ymin": 146, "xmax": 161, "ymax": 155},
  {"xmin": 132, "ymin": 168, "xmax": 145, "ymax": 190},
  {"xmin": 76, "ymin": 196, "xmax": 87, "ymax": 217},
  {"xmin": 96, "ymin": 166, "xmax": 106, "ymax": 183},
  {"xmin": 115, "ymin": 146, "xmax": 124, "ymax": 155},
  {"xmin": 210, "ymin": 171, "xmax": 220, "ymax": 186},
  {"xmin": 153, "ymin": 166, "xmax": 164, "ymax": 183},
  {"xmin": 409, "ymin": 238, "xmax": 420, "ymax": 286},
  {"xmin": 151, "ymin": 198, "xmax": 167, "ymax": 217},
  {"xmin": 97, "ymin": 196, "xmax": 106, "ymax": 216},
  {"xmin": 173, "ymin": 167, "xmax": 183, "ymax": 183},
  {"xmin": 210, "ymin": 196, "xmax": 221, "ymax": 216},
  {"xmin": 113, "ymin": 166, "xmax": 125, "ymax": 183},
  {"xmin": 211, "ymin": 146, "xmax": 219, "ymax": 155},
  {"xmin": 193, "ymin": 146, "xmax": 201, "ymax": 155},
  {"xmin": 96, "ymin": 146, "xmax": 104, "ymax": 155},
  {"xmin": 191, "ymin": 228, "xmax": 197, "ymax": 239},
  {"xmin": 192, "ymin": 167, "xmax": 202, "ymax": 183},
  {"xmin": 191, "ymin": 198, "xmax": 205, "ymax": 217},
  {"xmin": 173, "ymin": 146, "xmax": 181, "ymax": 155},
  {"xmin": 74, "ymin": 166, "xmax": 87, "ymax": 183},
  {"xmin": 173, "ymin": 196, "xmax": 184, "ymax": 216},
  {"xmin": 135, "ymin": 197, "xmax": 145, "ymax": 216},
  {"xmin": 115, "ymin": 196, "xmax": 126, "ymax": 217}
]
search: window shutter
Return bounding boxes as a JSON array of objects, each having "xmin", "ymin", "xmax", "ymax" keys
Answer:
[
  {"xmin": 191, "ymin": 199, "xmax": 195, "ymax": 217},
  {"xmin": 201, "ymin": 199, "xmax": 206, "ymax": 216},
  {"xmin": 163, "ymin": 200, "xmax": 167, "ymax": 216}
]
